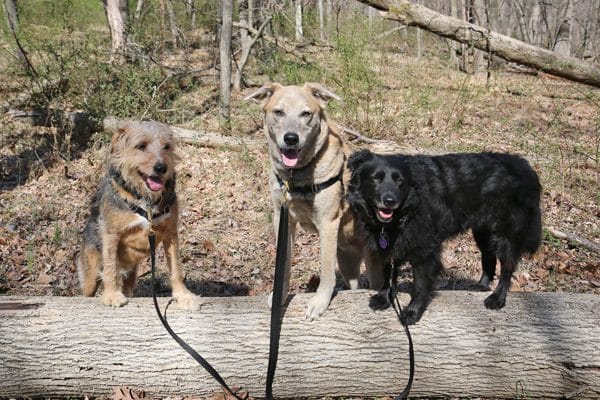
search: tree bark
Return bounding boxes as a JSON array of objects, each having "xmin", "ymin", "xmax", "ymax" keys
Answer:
[
  {"xmin": 103, "ymin": 0, "xmax": 129, "ymax": 59},
  {"xmin": 553, "ymin": 0, "xmax": 573, "ymax": 56},
  {"xmin": 294, "ymin": 0, "xmax": 303, "ymax": 43},
  {"xmin": 165, "ymin": 0, "xmax": 181, "ymax": 48},
  {"xmin": 356, "ymin": 0, "xmax": 600, "ymax": 88},
  {"xmin": 219, "ymin": 0, "xmax": 234, "ymax": 129},
  {"xmin": 1, "ymin": 291, "xmax": 599, "ymax": 399}
]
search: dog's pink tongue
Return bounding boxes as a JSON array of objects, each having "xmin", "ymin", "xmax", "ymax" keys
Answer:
[
  {"xmin": 281, "ymin": 149, "xmax": 299, "ymax": 168},
  {"xmin": 146, "ymin": 176, "xmax": 164, "ymax": 192},
  {"xmin": 378, "ymin": 209, "xmax": 393, "ymax": 219}
]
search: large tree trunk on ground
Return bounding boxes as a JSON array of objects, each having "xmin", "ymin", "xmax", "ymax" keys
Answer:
[
  {"xmin": 1, "ymin": 291, "xmax": 599, "ymax": 399},
  {"xmin": 357, "ymin": 0, "xmax": 600, "ymax": 88}
]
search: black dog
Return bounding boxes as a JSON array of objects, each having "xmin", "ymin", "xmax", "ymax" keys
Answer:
[{"xmin": 347, "ymin": 149, "xmax": 542, "ymax": 325}]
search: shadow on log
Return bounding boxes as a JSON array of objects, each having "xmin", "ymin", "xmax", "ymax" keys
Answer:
[{"xmin": 1, "ymin": 291, "xmax": 599, "ymax": 398}]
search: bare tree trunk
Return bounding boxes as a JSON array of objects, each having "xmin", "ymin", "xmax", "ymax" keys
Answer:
[
  {"xmin": 462, "ymin": 0, "xmax": 476, "ymax": 73},
  {"xmin": 165, "ymin": 0, "xmax": 181, "ymax": 47},
  {"xmin": 103, "ymin": 0, "xmax": 129, "ymax": 59},
  {"xmin": 554, "ymin": 0, "xmax": 573, "ymax": 56},
  {"xmin": 3, "ymin": 0, "xmax": 36, "ymax": 76},
  {"xmin": 356, "ymin": 0, "xmax": 600, "ymax": 88},
  {"xmin": 448, "ymin": 0, "xmax": 461, "ymax": 68},
  {"xmin": 415, "ymin": 0, "xmax": 421, "ymax": 59},
  {"xmin": 234, "ymin": 0, "xmax": 251, "ymax": 91},
  {"xmin": 1, "ymin": 292, "xmax": 599, "ymax": 399},
  {"xmin": 318, "ymin": 0, "xmax": 325, "ymax": 41},
  {"xmin": 295, "ymin": 0, "xmax": 303, "ymax": 43},
  {"xmin": 529, "ymin": 0, "xmax": 541, "ymax": 46},
  {"xmin": 3, "ymin": 0, "xmax": 17, "ymax": 31},
  {"xmin": 219, "ymin": 0, "xmax": 234, "ymax": 129}
]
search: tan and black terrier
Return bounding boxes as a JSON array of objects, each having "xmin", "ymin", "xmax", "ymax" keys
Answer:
[{"xmin": 78, "ymin": 121, "xmax": 199, "ymax": 310}]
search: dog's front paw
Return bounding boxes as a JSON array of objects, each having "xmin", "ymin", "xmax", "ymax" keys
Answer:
[
  {"xmin": 174, "ymin": 291, "xmax": 201, "ymax": 311},
  {"xmin": 484, "ymin": 292, "xmax": 506, "ymax": 309},
  {"xmin": 101, "ymin": 291, "xmax": 128, "ymax": 307},
  {"xmin": 369, "ymin": 289, "xmax": 391, "ymax": 311},
  {"xmin": 306, "ymin": 294, "xmax": 330, "ymax": 321},
  {"xmin": 401, "ymin": 309, "xmax": 420, "ymax": 325}
]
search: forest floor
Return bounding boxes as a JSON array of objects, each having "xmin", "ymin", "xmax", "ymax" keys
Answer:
[{"xmin": 0, "ymin": 49, "xmax": 599, "ymax": 399}]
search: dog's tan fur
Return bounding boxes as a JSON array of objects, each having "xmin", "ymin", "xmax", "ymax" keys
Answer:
[
  {"xmin": 78, "ymin": 121, "xmax": 199, "ymax": 310},
  {"xmin": 246, "ymin": 82, "xmax": 371, "ymax": 319}
]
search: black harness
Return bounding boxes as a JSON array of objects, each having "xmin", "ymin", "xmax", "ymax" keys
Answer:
[{"xmin": 274, "ymin": 171, "xmax": 342, "ymax": 195}]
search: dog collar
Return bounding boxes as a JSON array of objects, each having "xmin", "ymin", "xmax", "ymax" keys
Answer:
[
  {"xmin": 275, "ymin": 172, "xmax": 341, "ymax": 195},
  {"xmin": 128, "ymin": 202, "xmax": 171, "ymax": 221},
  {"xmin": 110, "ymin": 168, "xmax": 174, "ymax": 221}
]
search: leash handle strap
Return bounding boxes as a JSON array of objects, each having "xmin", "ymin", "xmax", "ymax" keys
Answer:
[
  {"xmin": 149, "ymin": 233, "xmax": 245, "ymax": 400},
  {"xmin": 265, "ymin": 204, "xmax": 289, "ymax": 400},
  {"xmin": 388, "ymin": 263, "xmax": 415, "ymax": 400}
]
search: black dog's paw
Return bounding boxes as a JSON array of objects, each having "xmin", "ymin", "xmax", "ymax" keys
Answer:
[
  {"xmin": 401, "ymin": 309, "xmax": 420, "ymax": 325},
  {"xmin": 369, "ymin": 290, "xmax": 391, "ymax": 311},
  {"xmin": 484, "ymin": 292, "xmax": 506, "ymax": 309}
]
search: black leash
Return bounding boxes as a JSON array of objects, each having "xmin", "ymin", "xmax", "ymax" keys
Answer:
[
  {"xmin": 388, "ymin": 261, "xmax": 415, "ymax": 400},
  {"xmin": 148, "ymin": 227, "xmax": 245, "ymax": 400},
  {"xmin": 265, "ymin": 203, "xmax": 289, "ymax": 400}
]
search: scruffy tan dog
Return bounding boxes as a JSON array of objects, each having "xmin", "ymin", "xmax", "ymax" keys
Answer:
[
  {"xmin": 245, "ymin": 83, "xmax": 368, "ymax": 320},
  {"xmin": 78, "ymin": 121, "xmax": 199, "ymax": 310}
]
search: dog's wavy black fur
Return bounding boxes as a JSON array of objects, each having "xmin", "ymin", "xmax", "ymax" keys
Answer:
[{"xmin": 347, "ymin": 149, "xmax": 542, "ymax": 325}]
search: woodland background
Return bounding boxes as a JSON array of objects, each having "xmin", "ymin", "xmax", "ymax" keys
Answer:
[{"xmin": 0, "ymin": 3, "xmax": 599, "ymax": 396}]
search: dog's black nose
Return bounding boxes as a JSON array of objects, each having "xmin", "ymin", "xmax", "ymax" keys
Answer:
[
  {"xmin": 153, "ymin": 162, "xmax": 167, "ymax": 174},
  {"xmin": 283, "ymin": 132, "xmax": 299, "ymax": 146},
  {"xmin": 383, "ymin": 195, "xmax": 397, "ymax": 208}
]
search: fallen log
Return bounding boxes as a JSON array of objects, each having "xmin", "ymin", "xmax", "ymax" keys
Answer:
[
  {"xmin": 6, "ymin": 112, "xmax": 266, "ymax": 150},
  {"xmin": 357, "ymin": 0, "xmax": 600, "ymax": 88},
  {"xmin": 1, "ymin": 291, "xmax": 599, "ymax": 399},
  {"xmin": 103, "ymin": 116, "xmax": 265, "ymax": 150}
]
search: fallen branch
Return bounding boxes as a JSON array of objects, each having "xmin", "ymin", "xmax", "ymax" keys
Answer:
[
  {"xmin": 547, "ymin": 226, "xmax": 600, "ymax": 254},
  {"xmin": 357, "ymin": 0, "xmax": 600, "ymax": 88},
  {"xmin": 103, "ymin": 116, "xmax": 265, "ymax": 150},
  {"xmin": 340, "ymin": 125, "xmax": 381, "ymax": 144},
  {"xmin": 1, "ymin": 291, "xmax": 599, "ymax": 399}
]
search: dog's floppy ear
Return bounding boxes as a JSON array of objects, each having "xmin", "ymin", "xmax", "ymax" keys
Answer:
[
  {"xmin": 347, "ymin": 149, "xmax": 374, "ymax": 172},
  {"xmin": 304, "ymin": 82, "xmax": 342, "ymax": 109},
  {"xmin": 244, "ymin": 82, "xmax": 283, "ymax": 109}
]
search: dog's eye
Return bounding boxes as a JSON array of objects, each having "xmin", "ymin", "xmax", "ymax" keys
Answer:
[
  {"xmin": 136, "ymin": 143, "xmax": 147, "ymax": 151},
  {"xmin": 372, "ymin": 172, "xmax": 384, "ymax": 183},
  {"xmin": 273, "ymin": 109, "xmax": 285, "ymax": 118},
  {"xmin": 392, "ymin": 173, "xmax": 403, "ymax": 185},
  {"xmin": 300, "ymin": 111, "xmax": 312, "ymax": 118}
]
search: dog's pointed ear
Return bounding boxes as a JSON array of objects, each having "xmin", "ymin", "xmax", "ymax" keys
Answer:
[
  {"xmin": 347, "ymin": 149, "xmax": 374, "ymax": 172},
  {"xmin": 110, "ymin": 124, "xmax": 130, "ymax": 154},
  {"xmin": 304, "ymin": 82, "xmax": 342, "ymax": 108},
  {"xmin": 244, "ymin": 83, "xmax": 283, "ymax": 109}
]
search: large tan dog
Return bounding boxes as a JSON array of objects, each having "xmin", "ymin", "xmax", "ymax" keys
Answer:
[{"xmin": 245, "ymin": 82, "xmax": 369, "ymax": 320}]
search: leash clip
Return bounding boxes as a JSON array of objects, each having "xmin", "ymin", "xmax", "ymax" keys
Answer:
[{"xmin": 146, "ymin": 205, "xmax": 156, "ymax": 237}]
